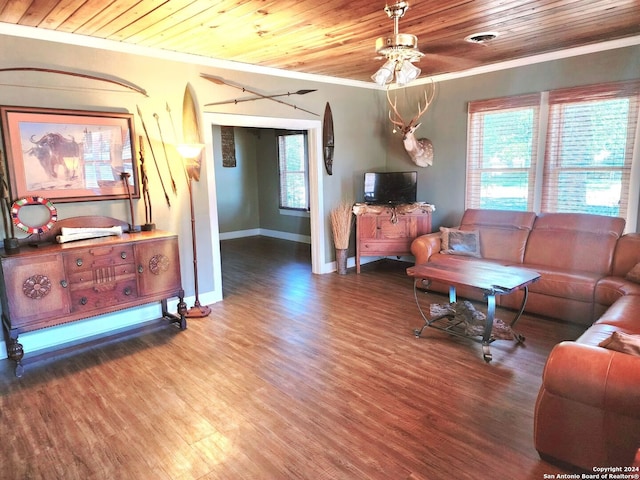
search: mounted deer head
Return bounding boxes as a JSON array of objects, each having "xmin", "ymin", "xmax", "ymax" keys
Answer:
[{"xmin": 387, "ymin": 84, "xmax": 435, "ymax": 167}]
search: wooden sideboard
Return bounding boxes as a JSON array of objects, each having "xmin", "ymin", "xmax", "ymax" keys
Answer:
[
  {"xmin": 1, "ymin": 225, "xmax": 186, "ymax": 377},
  {"xmin": 353, "ymin": 203, "xmax": 434, "ymax": 274}
]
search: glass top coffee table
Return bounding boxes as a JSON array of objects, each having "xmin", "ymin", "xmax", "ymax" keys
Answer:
[{"xmin": 406, "ymin": 257, "xmax": 541, "ymax": 362}]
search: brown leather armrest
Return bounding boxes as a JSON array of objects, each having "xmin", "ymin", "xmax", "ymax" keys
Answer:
[
  {"xmin": 411, "ymin": 232, "xmax": 441, "ymax": 264},
  {"xmin": 542, "ymin": 341, "xmax": 640, "ymax": 415}
]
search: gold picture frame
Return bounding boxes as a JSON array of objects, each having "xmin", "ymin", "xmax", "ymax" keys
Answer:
[{"xmin": 1, "ymin": 106, "xmax": 139, "ymax": 203}]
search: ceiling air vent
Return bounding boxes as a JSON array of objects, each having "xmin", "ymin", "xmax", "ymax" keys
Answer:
[{"xmin": 464, "ymin": 32, "xmax": 499, "ymax": 44}]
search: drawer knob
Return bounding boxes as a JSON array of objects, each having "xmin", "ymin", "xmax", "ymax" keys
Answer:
[
  {"xmin": 124, "ymin": 287, "xmax": 132, "ymax": 296},
  {"xmin": 80, "ymin": 297, "xmax": 87, "ymax": 305},
  {"xmin": 76, "ymin": 258, "xmax": 83, "ymax": 267},
  {"xmin": 137, "ymin": 265, "xmax": 144, "ymax": 274},
  {"xmin": 60, "ymin": 280, "xmax": 68, "ymax": 288},
  {"xmin": 120, "ymin": 251, "xmax": 127, "ymax": 259}
]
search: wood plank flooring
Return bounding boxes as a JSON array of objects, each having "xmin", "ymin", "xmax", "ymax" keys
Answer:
[{"xmin": 0, "ymin": 236, "xmax": 585, "ymax": 479}]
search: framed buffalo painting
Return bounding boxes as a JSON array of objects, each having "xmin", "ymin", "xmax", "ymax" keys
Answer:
[{"xmin": 0, "ymin": 106, "xmax": 139, "ymax": 203}]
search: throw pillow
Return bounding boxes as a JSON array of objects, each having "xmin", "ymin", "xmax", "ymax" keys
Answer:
[
  {"xmin": 440, "ymin": 227, "xmax": 481, "ymax": 258},
  {"xmin": 598, "ymin": 331, "xmax": 640, "ymax": 356},
  {"xmin": 625, "ymin": 262, "xmax": 640, "ymax": 283}
]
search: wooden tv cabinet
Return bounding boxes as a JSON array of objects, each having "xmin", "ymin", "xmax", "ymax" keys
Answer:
[
  {"xmin": 353, "ymin": 203, "xmax": 434, "ymax": 273},
  {"xmin": 0, "ymin": 218, "xmax": 186, "ymax": 377}
]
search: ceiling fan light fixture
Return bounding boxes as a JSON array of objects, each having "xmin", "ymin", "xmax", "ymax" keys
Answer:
[
  {"xmin": 372, "ymin": 59, "xmax": 396, "ymax": 86},
  {"xmin": 395, "ymin": 60, "xmax": 421, "ymax": 86},
  {"xmin": 372, "ymin": 1, "xmax": 423, "ymax": 86}
]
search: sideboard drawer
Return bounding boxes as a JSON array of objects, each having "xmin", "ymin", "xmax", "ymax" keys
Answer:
[
  {"xmin": 360, "ymin": 239, "xmax": 413, "ymax": 255},
  {"xmin": 69, "ymin": 278, "xmax": 138, "ymax": 313},
  {"xmin": 63, "ymin": 244, "xmax": 135, "ymax": 272},
  {"xmin": 66, "ymin": 263, "xmax": 136, "ymax": 284}
]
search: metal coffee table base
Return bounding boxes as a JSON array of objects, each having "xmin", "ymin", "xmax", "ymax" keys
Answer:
[{"xmin": 413, "ymin": 280, "xmax": 528, "ymax": 362}]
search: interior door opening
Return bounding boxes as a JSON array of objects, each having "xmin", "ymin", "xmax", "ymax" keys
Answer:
[{"xmin": 202, "ymin": 113, "xmax": 325, "ymax": 303}]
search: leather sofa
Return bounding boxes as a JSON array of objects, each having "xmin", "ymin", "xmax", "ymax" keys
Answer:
[
  {"xmin": 410, "ymin": 209, "xmax": 640, "ymax": 470},
  {"xmin": 411, "ymin": 208, "xmax": 628, "ymax": 325}
]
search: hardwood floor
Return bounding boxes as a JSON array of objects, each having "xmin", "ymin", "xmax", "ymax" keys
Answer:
[{"xmin": 0, "ymin": 236, "xmax": 585, "ymax": 479}]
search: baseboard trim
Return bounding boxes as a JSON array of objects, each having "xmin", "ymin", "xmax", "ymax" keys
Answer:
[
  {"xmin": 0, "ymin": 293, "xmax": 219, "ymax": 360},
  {"xmin": 219, "ymin": 228, "xmax": 311, "ymax": 244}
]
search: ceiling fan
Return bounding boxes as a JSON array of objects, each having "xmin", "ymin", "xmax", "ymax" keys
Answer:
[
  {"xmin": 372, "ymin": 1, "xmax": 482, "ymax": 85},
  {"xmin": 372, "ymin": 1, "xmax": 423, "ymax": 86}
]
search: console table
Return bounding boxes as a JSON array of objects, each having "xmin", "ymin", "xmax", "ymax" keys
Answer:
[
  {"xmin": 353, "ymin": 203, "xmax": 434, "ymax": 273},
  {"xmin": 0, "ymin": 216, "xmax": 186, "ymax": 377}
]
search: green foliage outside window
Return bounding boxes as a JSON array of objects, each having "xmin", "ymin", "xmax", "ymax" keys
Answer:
[{"xmin": 278, "ymin": 133, "xmax": 309, "ymax": 210}]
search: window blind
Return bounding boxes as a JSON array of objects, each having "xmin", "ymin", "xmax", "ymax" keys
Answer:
[
  {"xmin": 542, "ymin": 80, "xmax": 640, "ymax": 217},
  {"xmin": 466, "ymin": 94, "xmax": 541, "ymax": 210},
  {"xmin": 277, "ymin": 132, "xmax": 309, "ymax": 210},
  {"xmin": 466, "ymin": 80, "xmax": 640, "ymax": 226}
]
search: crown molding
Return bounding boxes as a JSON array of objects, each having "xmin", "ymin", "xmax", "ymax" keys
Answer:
[
  {"xmin": 0, "ymin": 23, "xmax": 372, "ymax": 89},
  {"xmin": 1, "ymin": 23, "xmax": 638, "ymax": 90},
  {"xmin": 398, "ymin": 35, "xmax": 640, "ymax": 89}
]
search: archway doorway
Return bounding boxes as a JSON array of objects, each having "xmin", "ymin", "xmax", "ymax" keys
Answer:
[{"xmin": 202, "ymin": 113, "xmax": 325, "ymax": 302}]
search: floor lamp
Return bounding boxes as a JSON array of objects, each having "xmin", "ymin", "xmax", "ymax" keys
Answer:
[{"xmin": 176, "ymin": 143, "xmax": 211, "ymax": 318}]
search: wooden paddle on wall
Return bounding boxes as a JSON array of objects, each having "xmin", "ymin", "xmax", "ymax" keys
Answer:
[
  {"xmin": 182, "ymin": 83, "xmax": 203, "ymax": 181},
  {"xmin": 323, "ymin": 102, "xmax": 334, "ymax": 175}
]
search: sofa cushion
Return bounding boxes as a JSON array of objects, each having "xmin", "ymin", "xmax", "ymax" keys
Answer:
[
  {"xmin": 576, "ymin": 323, "xmax": 624, "ymax": 346},
  {"xmin": 506, "ymin": 290, "xmax": 595, "ymax": 326},
  {"xmin": 523, "ymin": 264, "xmax": 601, "ymax": 302},
  {"xmin": 460, "ymin": 208, "xmax": 537, "ymax": 230},
  {"xmin": 599, "ymin": 331, "xmax": 640, "ymax": 356},
  {"xmin": 524, "ymin": 213, "xmax": 625, "ymax": 275},
  {"xmin": 595, "ymin": 276, "xmax": 640, "ymax": 306},
  {"xmin": 458, "ymin": 209, "xmax": 536, "ymax": 263},
  {"xmin": 612, "ymin": 233, "xmax": 640, "ymax": 277},
  {"xmin": 593, "ymin": 295, "xmax": 640, "ymax": 332},
  {"xmin": 440, "ymin": 227, "xmax": 481, "ymax": 257}
]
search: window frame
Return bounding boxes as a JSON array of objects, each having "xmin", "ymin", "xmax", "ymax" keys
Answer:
[
  {"xmin": 276, "ymin": 130, "xmax": 310, "ymax": 212},
  {"xmin": 466, "ymin": 94, "xmax": 541, "ymax": 211},
  {"xmin": 466, "ymin": 80, "xmax": 640, "ymax": 229}
]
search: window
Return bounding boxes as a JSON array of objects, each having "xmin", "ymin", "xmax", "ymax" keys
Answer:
[
  {"xmin": 467, "ymin": 94, "xmax": 541, "ymax": 211},
  {"xmin": 277, "ymin": 131, "xmax": 309, "ymax": 210},
  {"xmin": 467, "ymin": 81, "xmax": 640, "ymax": 225}
]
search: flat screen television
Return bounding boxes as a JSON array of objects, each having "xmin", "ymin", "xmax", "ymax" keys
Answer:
[{"xmin": 363, "ymin": 171, "xmax": 417, "ymax": 205}]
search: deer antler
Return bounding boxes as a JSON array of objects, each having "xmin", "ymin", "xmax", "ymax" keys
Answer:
[
  {"xmin": 386, "ymin": 80, "xmax": 436, "ymax": 132},
  {"xmin": 386, "ymin": 88, "xmax": 406, "ymax": 130},
  {"xmin": 409, "ymin": 81, "xmax": 436, "ymax": 126}
]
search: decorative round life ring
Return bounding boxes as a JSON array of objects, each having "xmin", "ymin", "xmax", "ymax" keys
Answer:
[{"xmin": 11, "ymin": 196, "xmax": 58, "ymax": 234}]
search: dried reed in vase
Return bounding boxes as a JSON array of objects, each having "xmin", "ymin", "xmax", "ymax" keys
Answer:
[{"xmin": 330, "ymin": 202, "xmax": 353, "ymax": 250}]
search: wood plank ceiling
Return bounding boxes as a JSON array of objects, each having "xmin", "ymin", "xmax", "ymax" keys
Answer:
[{"xmin": 0, "ymin": 0, "xmax": 639, "ymax": 84}]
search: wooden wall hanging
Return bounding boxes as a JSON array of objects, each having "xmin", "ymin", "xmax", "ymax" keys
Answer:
[
  {"xmin": 182, "ymin": 84, "xmax": 204, "ymax": 181},
  {"xmin": 201, "ymin": 74, "xmax": 318, "ymax": 116},
  {"xmin": 0, "ymin": 67, "xmax": 147, "ymax": 96},
  {"xmin": 221, "ymin": 127, "xmax": 236, "ymax": 168},
  {"xmin": 323, "ymin": 102, "xmax": 334, "ymax": 175}
]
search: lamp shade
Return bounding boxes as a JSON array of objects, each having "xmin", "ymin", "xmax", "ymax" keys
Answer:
[
  {"xmin": 396, "ymin": 60, "xmax": 421, "ymax": 86},
  {"xmin": 371, "ymin": 60, "xmax": 395, "ymax": 86}
]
